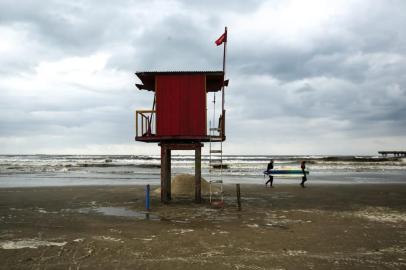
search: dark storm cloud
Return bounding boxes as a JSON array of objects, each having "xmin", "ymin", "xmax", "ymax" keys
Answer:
[
  {"xmin": 229, "ymin": 0, "xmax": 406, "ymax": 84},
  {"xmin": 224, "ymin": 0, "xmax": 406, "ymax": 146},
  {"xmin": 178, "ymin": 0, "xmax": 264, "ymax": 13},
  {"xmin": 0, "ymin": 1, "xmax": 120, "ymax": 52},
  {"xmin": 232, "ymin": 35, "xmax": 402, "ymax": 83},
  {"xmin": 128, "ymin": 17, "xmax": 217, "ymax": 71},
  {"xmin": 1, "ymin": 0, "xmax": 406, "ymax": 154}
]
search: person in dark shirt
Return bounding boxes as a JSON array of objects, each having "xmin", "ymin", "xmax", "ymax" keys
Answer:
[
  {"xmin": 300, "ymin": 161, "xmax": 307, "ymax": 188},
  {"xmin": 265, "ymin": 159, "xmax": 274, "ymax": 187}
]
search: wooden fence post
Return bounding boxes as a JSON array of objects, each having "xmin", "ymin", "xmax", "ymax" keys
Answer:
[{"xmin": 236, "ymin": 184, "xmax": 241, "ymax": 210}]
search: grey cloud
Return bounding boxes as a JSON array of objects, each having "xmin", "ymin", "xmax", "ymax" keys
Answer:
[
  {"xmin": 128, "ymin": 16, "xmax": 221, "ymax": 71},
  {"xmin": 0, "ymin": 1, "xmax": 114, "ymax": 52},
  {"xmin": 294, "ymin": 84, "xmax": 315, "ymax": 94},
  {"xmin": 178, "ymin": 0, "xmax": 264, "ymax": 13},
  {"xmin": 231, "ymin": 1, "xmax": 406, "ymax": 84},
  {"xmin": 1, "ymin": 0, "xmax": 406, "ymax": 154}
]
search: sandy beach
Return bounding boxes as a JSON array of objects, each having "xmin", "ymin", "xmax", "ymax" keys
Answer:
[{"xmin": 0, "ymin": 184, "xmax": 405, "ymax": 269}]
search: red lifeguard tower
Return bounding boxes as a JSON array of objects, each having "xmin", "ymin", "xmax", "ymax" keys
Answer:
[
  {"xmin": 135, "ymin": 71, "xmax": 227, "ymax": 202},
  {"xmin": 134, "ymin": 29, "xmax": 228, "ymax": 203}
]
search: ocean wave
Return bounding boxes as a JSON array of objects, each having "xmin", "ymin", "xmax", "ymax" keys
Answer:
[
  {"xmin": 1, "ymin": 155, "xmax": 406, "ymax": 176},
  {"xmin": 314, "ymin": 156, "xmax": 400, "ymax": 162},
  {"xmin": 74, "ymin": 163, "xmax": 161, "ymax": 168}
]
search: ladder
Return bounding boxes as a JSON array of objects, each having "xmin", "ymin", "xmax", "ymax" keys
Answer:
[
  {"xmin": 209, "ymin": 131, "xmax": 224, "ymax": 203},
  {"xmin": 208, "ymin": 119, "xmax": 224, "ymax": 204},
  {"xmin": 209, "ymin": 124, "xmax": 224, "ymax": 172}
]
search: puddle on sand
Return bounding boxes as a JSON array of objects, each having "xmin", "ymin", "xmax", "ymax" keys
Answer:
[
  {"xmin": 0, "ymin": 239, "xmax": 67, "ymax": 249},
  {"xmin": 77, "ymin": 207, "xmax": 160, "ymax": 220}
]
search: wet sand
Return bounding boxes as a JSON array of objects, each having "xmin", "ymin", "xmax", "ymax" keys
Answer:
[{"xmin": 0, "ymin": 184, "xmax": 405, "ymax": 269}]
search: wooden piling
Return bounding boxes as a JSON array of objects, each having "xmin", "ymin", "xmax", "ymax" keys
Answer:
[
  {"xmin": 236, "ymin": 184, "xmax": 241, "ymax": 210},
  {"xmin": 160, "ymin": 146, "xmax": 165, "ymax": 202},
  {"xmin": 166, "ymin": 149, "xmax": 171, "ymax": 201},
  {"xmin": 160, "ymin": 145, "xmax": 171, "ymax": 203},
  {"xmin": 145, "ymin": 184, "xmax": 150, "ymax": 211},
  {"xmin": 195, "ymin": 146, "xmax": 202, "ymax": 203}
]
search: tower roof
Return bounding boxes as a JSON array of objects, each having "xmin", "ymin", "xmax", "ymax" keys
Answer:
[{"xmin": 135, "ymin": 71, "xmax": 227, "ymax": 92}]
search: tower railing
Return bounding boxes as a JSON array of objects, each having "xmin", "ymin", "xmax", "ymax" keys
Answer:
[
  {"xmin": 135, "ymin": 109, "xmax": 225, "ymax": 141},
  {"xmin": 135, "ymin": 110, "xmax": 156, "ymax": 137},
  {"xmin": 208, "ymin": 110, "xmax": 226, "ymax": 142}
]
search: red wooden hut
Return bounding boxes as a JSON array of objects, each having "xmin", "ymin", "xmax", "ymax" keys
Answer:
[{"xmin": 135, "ymin": 71, "xmax": 227, "ymax": 203}]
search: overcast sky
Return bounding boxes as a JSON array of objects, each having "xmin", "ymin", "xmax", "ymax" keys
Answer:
[{"xmin": 0, "ymin": 0, "xmax": 405, "ymax": 155}]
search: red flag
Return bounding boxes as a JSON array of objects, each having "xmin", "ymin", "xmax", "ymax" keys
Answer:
[{"xmin": 215, "ymin": 31, "xmax": 227, "ymax": 46}]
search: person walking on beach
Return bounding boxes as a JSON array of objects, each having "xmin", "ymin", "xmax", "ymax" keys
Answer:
[
  {"xmin": 265, "ymin": 159, "xmax": 274, "ymax": 187},
  {"xmin": 300, "ymin": 161, "xmax": 307, "ymax": 188}
]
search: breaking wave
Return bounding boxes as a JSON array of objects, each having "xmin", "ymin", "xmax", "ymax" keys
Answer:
[{"xmin": 0, "ymin": 155, "xmax": 405, "ymax": 187}]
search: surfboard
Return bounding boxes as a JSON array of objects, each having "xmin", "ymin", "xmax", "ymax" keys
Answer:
[{"xmin": 263, "ymin": 169, "xmax": 309, "ymax": 175}]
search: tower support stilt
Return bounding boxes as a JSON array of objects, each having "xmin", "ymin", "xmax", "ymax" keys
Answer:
[{"xmin": 195, "ymin": 146, "xmax": 202, "ymax": 203}]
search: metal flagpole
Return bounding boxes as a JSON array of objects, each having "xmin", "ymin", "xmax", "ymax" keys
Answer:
[
  {"xmin": 220, "ymin": 26, "xmax": 227, "ymax": 182},
  {"xmin": 222, "ymin": 26, "xmax": 227, "ymax": 112}
]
